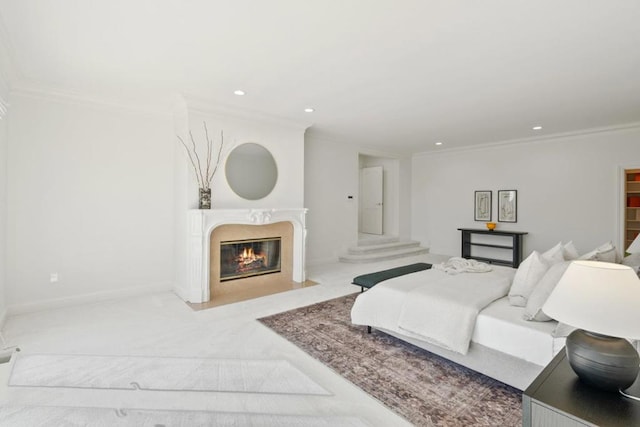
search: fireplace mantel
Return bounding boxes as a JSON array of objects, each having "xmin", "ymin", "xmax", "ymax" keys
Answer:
[{"xmin": 182, "ymin": 208, "xmax": 307, "ymax": 303}]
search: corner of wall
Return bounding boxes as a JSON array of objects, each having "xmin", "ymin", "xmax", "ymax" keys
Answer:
[
  {"xmin": 0, "ymin": 76, "xmax": 8, "ymax": 326},
  {"xmin": 172, "ymin": 98, "xmax": 190, "ymax": 296}
]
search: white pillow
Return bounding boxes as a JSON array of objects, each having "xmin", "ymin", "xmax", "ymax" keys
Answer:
[
  {"xmin": 524, "ymin": 261, "xmax": 571, "ymax": 321},
  {"xmin": 508, "ymin": 251, "xmax": 551, "ymax": 307},
  {"xmin": 595, "ymin": 247, "xmax": 617, "ymax": 263},
  {"xmin": 578, "ymin": 241, "xmax": 618, "ymax": 262},
  {"xmin": 542, "ymin": 242, "xmax": 565, "ymax": 264},
  {"xmin": 578, "ymin": 249, "xmax": 597, "ymax": 261},
  {"xmin": 562, "ymin": 241, "xmax": 579, "ymax": 261}
]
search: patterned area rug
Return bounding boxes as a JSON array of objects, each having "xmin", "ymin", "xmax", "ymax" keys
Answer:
[{"xmin": 258, "ymin": 293, "xmax": 522, "ymax": 427}]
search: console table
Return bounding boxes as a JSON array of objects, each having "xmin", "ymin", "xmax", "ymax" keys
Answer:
[
  {"xmin": 457, "ymin": 228, "xmax": 527, "ymax": 268},
  {"xmin": 523, "ymin": 350, "xmax": 640, "ymax": 427}
]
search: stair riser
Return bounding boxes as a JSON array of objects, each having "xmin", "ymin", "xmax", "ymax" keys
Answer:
[
  {"xmin": 357, "ymin": 237, "xmax": 399, "ymax": 247},
  {"xmin": 349, "ymin": 243, "xmax": 420, "ymax": 255},
  {"xmin": 339, "ymin": 248, "xmax": 429, "ymax": 264}
]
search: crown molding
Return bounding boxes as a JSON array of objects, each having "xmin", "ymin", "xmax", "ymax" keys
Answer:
[
  {"xmin": 413, "ymin": 121, "xmax": 640, "ymax": 158},
  {"xmin": 10, "ymin": 82, "xmax": 174, "ymax": 117},
  {"xmin": 181, "ymin": 94, "xmax": 313, "ymax": 133}
]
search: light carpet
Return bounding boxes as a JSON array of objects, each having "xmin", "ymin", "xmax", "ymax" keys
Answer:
[
  {"xmin": 0, "ymin": 406, "xmax": 368, "ymax": 427},
  {"xmin": 9, "ymin": 354, "xmax": 330, "ymax": 395},
  {"xmin": 258, "ymin": 293, "xmax": 522, "ymax": 427}
]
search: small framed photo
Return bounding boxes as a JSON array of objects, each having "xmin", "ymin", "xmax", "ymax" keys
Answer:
[
  {"xmin": 498, "ymin": 190, "xmax": 517, "ymax": 222},
  {"xmin": 474, "ymin": 191, "xmax": 492, "ymax": 221}
]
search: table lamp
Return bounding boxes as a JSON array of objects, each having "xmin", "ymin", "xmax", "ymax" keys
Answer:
[{"xmin": 542, "ymin": 260, "xmax": 640, "ymax": 392}]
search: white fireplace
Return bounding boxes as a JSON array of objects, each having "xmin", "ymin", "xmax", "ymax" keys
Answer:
[{"xmin": 181, "ymin": 208, "xmax": 307, "ymax": 303}]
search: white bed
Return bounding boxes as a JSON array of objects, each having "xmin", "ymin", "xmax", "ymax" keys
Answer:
[{"xmin": 350, "ymin": 264, "xmax": 565, "ymax": 390}]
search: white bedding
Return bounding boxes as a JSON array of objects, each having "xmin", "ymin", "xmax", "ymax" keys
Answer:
[
  {"xmin": 350, "ymin": 264, "xmax": 565, "ymax": 366},
  {"xmin": 432, "ymin": 257, "xmax": 493, "ymax": 275},
  {"xmin": 351, "ymin": 266, "xmax": 516, "ymax": 355},
  {"xmin": 473, "ymin": 297, "xmax": 565, "ymax": 366}
]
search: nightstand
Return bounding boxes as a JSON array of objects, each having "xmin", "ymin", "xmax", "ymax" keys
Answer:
[{"xmin": 523, "ymin": 350, "xmax": 640, "ymax": 426}]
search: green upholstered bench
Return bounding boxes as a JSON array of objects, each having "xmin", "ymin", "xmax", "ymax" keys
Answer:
[{"xmin": 352, "ymin": 262, "xmax": 432, "ymax": 292}]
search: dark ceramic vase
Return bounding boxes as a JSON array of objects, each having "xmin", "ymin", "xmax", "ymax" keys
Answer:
[
  {"xmin": 566, "ymin": 329, "xmax": 640, "ymax": 392},
  {"xmin": 199, "ymin": 188, "xmax": 211, "ymax": 209}
]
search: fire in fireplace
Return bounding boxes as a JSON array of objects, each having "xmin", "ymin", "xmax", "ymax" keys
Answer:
[{"xmin": 220, "ymin": 237, "xmax": 281, "ymax": 281}]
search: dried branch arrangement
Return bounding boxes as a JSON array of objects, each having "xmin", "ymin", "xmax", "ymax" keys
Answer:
[{"xmin": 177, "ymin": 122, "xmax": 225, "ymax": 190}]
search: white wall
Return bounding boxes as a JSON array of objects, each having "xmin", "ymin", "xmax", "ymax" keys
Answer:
[
  {"xmin": 0, "ymin": 86, "xmax": 7, "ymax": 323},
  {"xmin": 398, "ymin": 155, "xmax": 412, "ymax": 241},
  {"xmin": 305, "ymin": 138, "xmax": 359, "ymax": 265},
  {"xmin": 412, "ymin": 126, "xmax": 640, "ymax": 259},
  {"xmin": 184, "ymin": 109, "xmax": 306, "ymax": 210},
  {"xmin": 305, "ymin": 137, "xmax": 411, "ymax": 265},
  {"xmin": 6, "ymin": 92, "xmax": 175, "ymax": 312}
]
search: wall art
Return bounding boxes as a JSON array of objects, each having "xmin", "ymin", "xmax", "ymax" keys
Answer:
[
  {"xmin": 474, "ymin": 190, "xmax": 492, "ymax": 221},
  {"xmin": 498, "ymin": 190, "xmax": 517, "ymax": 222}
]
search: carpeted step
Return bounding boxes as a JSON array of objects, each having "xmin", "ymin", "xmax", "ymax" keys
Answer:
[
  {"xmin": 338, "ymin": 246, "xmax": 429, "ymax": 263},
  {"xmin": 356, "ymin": 235, "xmax": 400, "ymax": 246},
  {"xmin": 347, "ymin": 240, "xmax": 422, "ymax": 255}
]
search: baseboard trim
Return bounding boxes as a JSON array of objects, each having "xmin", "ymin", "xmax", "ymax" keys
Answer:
[
  {"xmin": 172, "ymin": 284, "xmax": 190, "ymax": 302},
  {"xmin": 306, "ymin": 256, "xmax": 339, "ymax": 267},
  {"xmin": 6, "ymin": 283, "xmax": 173, "ymax": 316}
]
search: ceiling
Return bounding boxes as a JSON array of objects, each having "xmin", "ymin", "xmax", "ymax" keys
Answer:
[{"xmin": 1, "ymin": 1, "xmax": 639, "ymax": 154}]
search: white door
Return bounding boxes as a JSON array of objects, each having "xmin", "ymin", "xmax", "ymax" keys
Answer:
[{"xmin": 360, "ymin": 166, "xmax": 383, "ymax": 235}]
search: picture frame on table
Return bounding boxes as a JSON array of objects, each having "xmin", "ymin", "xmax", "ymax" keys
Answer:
[
  {"xmin": 474, "ymin": 191, "xmax": 492, "ymax": 221},
  {"xmin": 498, "ymin": 190, "xmax": 517, "ymax": 222}
]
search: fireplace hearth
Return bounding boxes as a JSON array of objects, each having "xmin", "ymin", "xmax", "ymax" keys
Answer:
[{"xmin": 220, "ymin": 237, "xmax": 281, "ymax": 281}]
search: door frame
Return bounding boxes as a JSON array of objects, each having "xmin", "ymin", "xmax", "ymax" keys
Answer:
[
  {"xmin": 618, "ymin": 164, "xmax": 640, "ymax": 254},
  {"xmin": 359, "ymin": 165, "xmax": 384, "ymax": 235},
  {"xmin": 358, "ymin": 154, "xmax": 400, "ymax": 239}
]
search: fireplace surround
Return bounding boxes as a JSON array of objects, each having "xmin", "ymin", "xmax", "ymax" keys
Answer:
[
  {"xmin": 183, "ymin": 208, "xmax": 307, "ymax": 303},
  {"xmin": 210, "ymin": 221, "xmax": 293, "ymax": 302}
]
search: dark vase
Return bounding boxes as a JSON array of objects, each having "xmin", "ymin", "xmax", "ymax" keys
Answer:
[{"xmin": 199, "ymin": 188, "xmax": 211, "ymax": 209}]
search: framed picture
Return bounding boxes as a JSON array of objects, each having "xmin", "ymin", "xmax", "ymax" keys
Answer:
[
  {"xmin": 498, "ymin": 190, "xmax": 517, "ymax": 222},
  {"xmin": 474, "ymin": 191, "xmax": 492, "ymax": 221}
]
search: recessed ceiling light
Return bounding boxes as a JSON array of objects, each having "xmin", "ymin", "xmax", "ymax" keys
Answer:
[
  {"xmin": 234, "ymin": 90, "xmax": 245, "ymax": 96},
  {"xmin": 435, "ymin": 141, "xmax": 443, "ymax": 146},
  {"xmin": 304, "ymin": 108, "xmax": 315, "ymax": 113},
  {"xmin": 532, "ymin": 125, "xmax": 542, "ymax": 130}
]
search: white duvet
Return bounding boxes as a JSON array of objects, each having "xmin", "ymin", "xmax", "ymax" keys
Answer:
[{"xmin": 350, "ymin": 266, "xmax": 516, "ymax": 355}]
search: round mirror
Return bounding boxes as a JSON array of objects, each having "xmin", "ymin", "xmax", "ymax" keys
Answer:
[{"xmin": 225, "ymin": 143, "xmax": 278, "ymax": 200}]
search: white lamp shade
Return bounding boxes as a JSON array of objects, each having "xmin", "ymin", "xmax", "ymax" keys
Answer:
[
  {"xmin": 542, "ymin": 260, "xmax": 640, "ymax": 339},
  {"xmin": 628, "ymin": 233, "xmax": 640, "ymax": 254}
]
